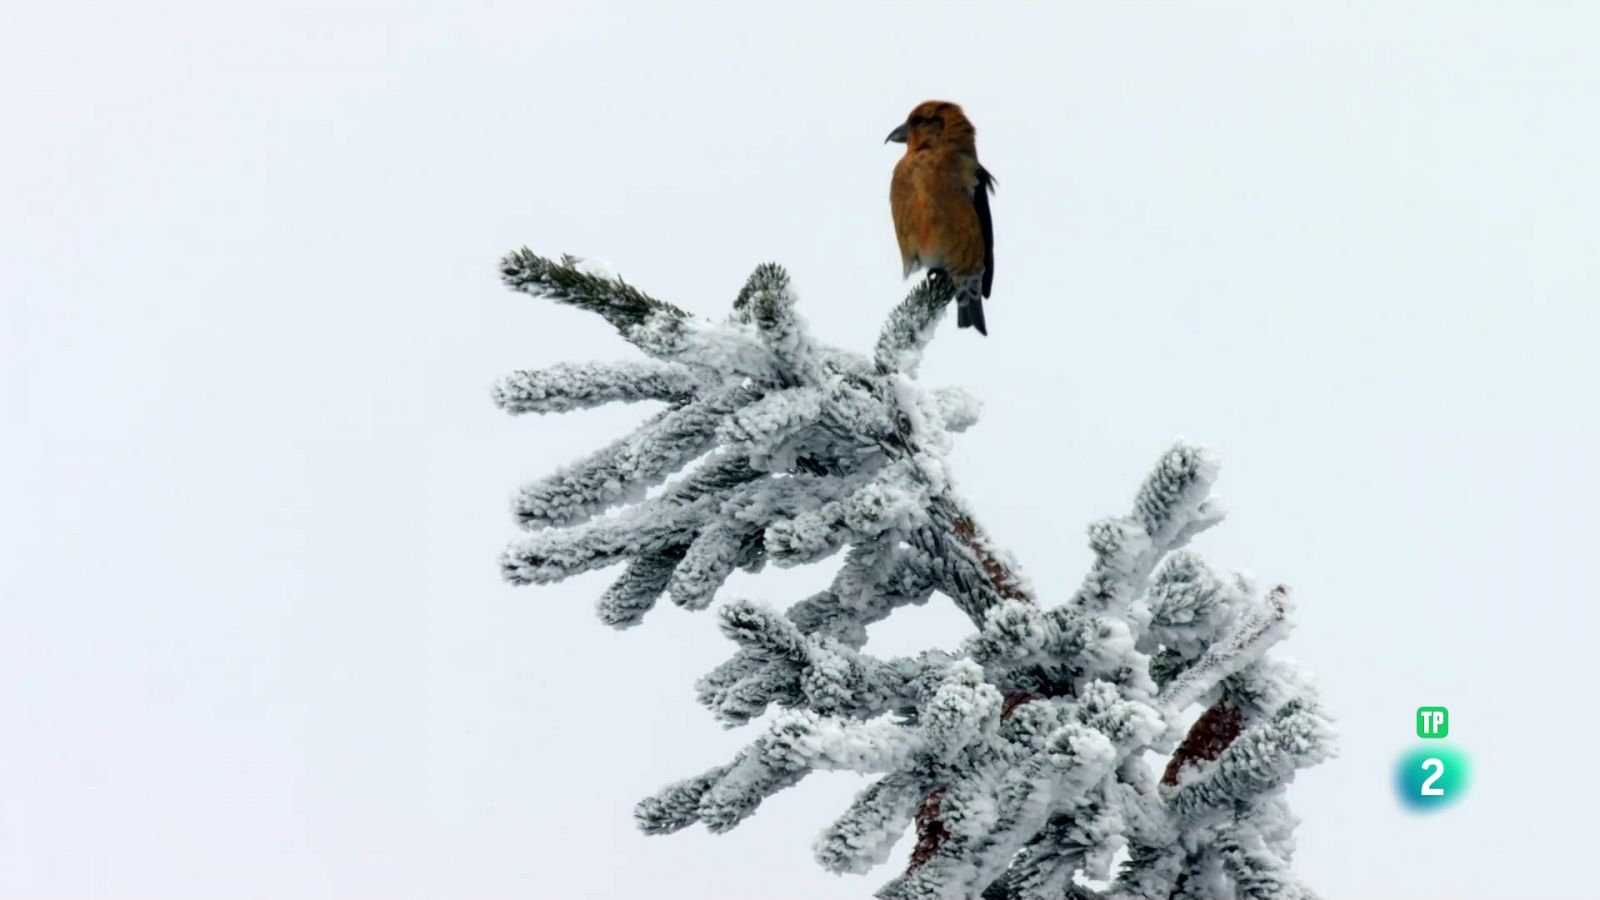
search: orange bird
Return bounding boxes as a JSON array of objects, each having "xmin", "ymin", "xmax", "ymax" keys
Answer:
[{"xmin": 886, "ymin": 100, "xmax": 995, "ymax": 335}]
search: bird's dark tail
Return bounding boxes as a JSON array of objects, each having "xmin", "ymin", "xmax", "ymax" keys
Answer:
[{"xmin": 957, "ymin": 293, "xmax": 988, "ymax": 336}]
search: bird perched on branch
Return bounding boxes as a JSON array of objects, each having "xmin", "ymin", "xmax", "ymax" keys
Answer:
[{"xmin": 886, "ymin": 100, "xmax": 996, "ymax": 335}]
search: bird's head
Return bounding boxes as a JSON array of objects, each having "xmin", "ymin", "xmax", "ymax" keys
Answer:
[{"xmin": 885, "ymin": 100, "xmax": 975, "ymax": 152}]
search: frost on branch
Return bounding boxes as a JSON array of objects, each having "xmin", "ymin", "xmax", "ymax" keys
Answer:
[{"xmin": 494, "ymin": 249, "xmax": 1334, "ymax": 899}]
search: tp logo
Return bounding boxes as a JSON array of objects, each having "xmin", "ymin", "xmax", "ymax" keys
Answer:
[
  {"xmin": 1396, "ymin": 706, "xmax": 1468, "ymax": 812},
  {"xmin": 1416, "ymin": 706, "xmax": 1448, "ymax": 739}
]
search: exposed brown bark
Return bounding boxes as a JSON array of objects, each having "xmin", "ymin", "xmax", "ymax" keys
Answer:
[
  {"xmin": 950, "ymin": 514, "xmax": 1031, "ymax": 603},
  {"xmin": 905, "ymin": 691, "xmax": 1041, "ymax": 875},
  {"xmin": 1161, "ymin": 701, "xmax": 1245, "ymax": 786},
  {"xmin": 902, "ymin": 509, "xmax": 1036, "ymax": 875},
  {"xmin": 908, "ymin": 787, "xmax": 950, "ymax": 872},
  {"xmin": 1001, "ymin": 690, "xmax": 1041, "ymax": 720}
]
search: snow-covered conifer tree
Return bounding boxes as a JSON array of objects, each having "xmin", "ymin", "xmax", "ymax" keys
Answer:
[{"xmin": 493, "ymin": 250, "xmax": 1335, "ymax": 899}]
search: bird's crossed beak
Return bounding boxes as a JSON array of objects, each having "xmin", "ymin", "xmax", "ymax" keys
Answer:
[{"xmin": 884, "ymin": 123, "xmax": 909, "ymax": 144}]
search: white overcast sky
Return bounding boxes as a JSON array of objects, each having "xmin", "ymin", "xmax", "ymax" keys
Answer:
[{"xmin": 5, "ymin": 2, "xmax": 1599, "ymax": 898}]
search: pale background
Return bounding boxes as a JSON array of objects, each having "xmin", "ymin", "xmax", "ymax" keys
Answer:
[{"xmin": 5, "ymin": 2, "xmax": 1597, "ymax": 898}]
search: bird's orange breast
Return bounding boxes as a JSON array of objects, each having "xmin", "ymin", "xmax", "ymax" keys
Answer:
[{"xmin": 890, "ymin": 151, "xmax": 985, "ymax": 278}]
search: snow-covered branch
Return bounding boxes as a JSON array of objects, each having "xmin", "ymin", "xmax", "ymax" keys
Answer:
[{"xmin": 493, "ymin": 250, "xmax": 1334, "ymax": 899}]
